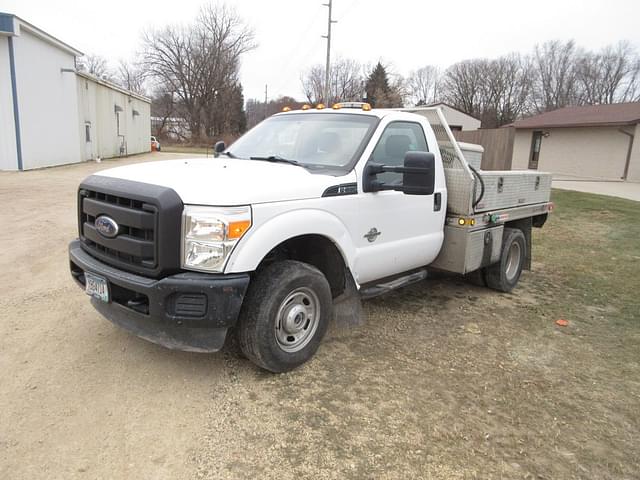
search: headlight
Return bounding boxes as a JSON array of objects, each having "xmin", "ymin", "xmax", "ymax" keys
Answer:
[{"xmin": 182, "ymin": 205, "xmax": 252, "ymax": 272}]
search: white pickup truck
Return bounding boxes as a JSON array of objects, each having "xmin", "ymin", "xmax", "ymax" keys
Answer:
[{"xmin": 69, "ymin": 104, "xmax": 553, "ymax": 372}]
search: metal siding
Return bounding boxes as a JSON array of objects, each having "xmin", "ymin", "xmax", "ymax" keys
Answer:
[
  {"xmin": 0, "ymin": 36, "xmax": 18, "ymax": 170},
  {"xmin": 12, "ymin": 27, "xmax": 81, "ymax": 169},
  {"xmin": 77, "ymin": 77, "xmax": 151, "ymax": 160}
]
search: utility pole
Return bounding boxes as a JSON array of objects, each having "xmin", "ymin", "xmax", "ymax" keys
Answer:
[
  {"xmin": 322, "ymin": 0, "xmax": 337, "ymax": 104},
  {"xmin": 264, "ymin": 84, "xmax": 268, "ymax": 120}
]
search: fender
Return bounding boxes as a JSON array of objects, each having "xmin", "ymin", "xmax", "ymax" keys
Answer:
[{"xmin": 224, "ymin": 207, "xmax": 357, "ymax": 275}]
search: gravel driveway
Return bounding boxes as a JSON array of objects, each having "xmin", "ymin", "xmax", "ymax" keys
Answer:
[{"xmin": 1, "ymin": 154, "xmax": 638, "ymax": 479}]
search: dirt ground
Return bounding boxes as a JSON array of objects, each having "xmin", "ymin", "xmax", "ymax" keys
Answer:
[{"xmin": 1, "ymin": 153, "xmax": 638, "ymax": 480}]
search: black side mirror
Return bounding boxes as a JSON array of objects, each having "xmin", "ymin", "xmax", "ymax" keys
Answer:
[
  {"xmin": 363, "ymin": 151, "xmax": 436, "ymax": 195},
  {"xmin": 213, "ymin": 141, "xmax": 226, "ymax": 158},
  {"xmin": 402, "ymin": 151, "xmax": 435, "ymax": 195}
]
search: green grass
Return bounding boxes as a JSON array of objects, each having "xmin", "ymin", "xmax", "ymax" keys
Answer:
[
  {"xmin": 535, "ymin": 189, "xmax": 640, "ymax": 324},
  {"xmin": 161, "ymin": 145, "xmax": 212, "ymax": 155}
]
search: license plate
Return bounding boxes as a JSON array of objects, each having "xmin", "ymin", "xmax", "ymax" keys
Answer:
[{"xmin": 85, "ymin": 272, "xmax": 110, "ymax": 303}]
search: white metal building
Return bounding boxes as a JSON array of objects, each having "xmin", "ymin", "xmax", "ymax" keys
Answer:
[
  {"xmin": 401, "ymin": 103, "xmax": 481, "ymax": 131},
  {"xmin": 0, "ymin": 13, "xmax": 150, "ymax": 171}
]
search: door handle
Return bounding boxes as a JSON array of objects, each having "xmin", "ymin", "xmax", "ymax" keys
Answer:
[{"xmin": 434, "ymin": 192, "xmax": 442, "ymax": 211}]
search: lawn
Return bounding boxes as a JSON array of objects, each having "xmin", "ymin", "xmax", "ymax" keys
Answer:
[
  {"xmin": 160, "ymin": 145, "xmax": 213, "ymax": 155},
  {"xmin": 193, "ymin": 189, "xmax": 640, "ymax": 479}
]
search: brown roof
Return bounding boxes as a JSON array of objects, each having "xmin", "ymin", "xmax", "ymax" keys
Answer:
[{"xmin": 511, "ymin": 102, "xmax": 640, "ymax": 129}]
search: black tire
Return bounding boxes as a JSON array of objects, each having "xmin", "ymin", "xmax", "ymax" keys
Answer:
[
  {"xmin": 483, "ymin": 227, "xmax": 526, "ymax": 293},
  {"xmin": 238, "ymin": 260, "xmax": 332, "ymax": 373}
]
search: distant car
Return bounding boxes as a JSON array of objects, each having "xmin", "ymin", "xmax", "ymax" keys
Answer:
[{"xmin": 150, "ymin": 136, "xmax": 161, "ymax": 152}]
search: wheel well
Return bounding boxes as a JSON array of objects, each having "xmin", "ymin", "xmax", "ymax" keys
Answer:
[{"xmin": 257, "ymin": 235, "xmax": 347, "ymax": 298}]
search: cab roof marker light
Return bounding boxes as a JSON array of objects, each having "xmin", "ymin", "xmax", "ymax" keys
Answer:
[
  {"xmin": 362, "ymin": 102, "xmax": 372, "ymax": 111},
  {"xmin": 301, "ymin": 104, "xmax": 311, "ymax": 110},
  {"xmin": 316, "ymin": 103, "xmax": 325, "ymax": 110},
  {"xmin": 282, "ymin": 106, "xmax": 291, "ymax": 112},
  {"xmin": 332, "ymin": 103, "xmax": 342, "ymax": 110}
]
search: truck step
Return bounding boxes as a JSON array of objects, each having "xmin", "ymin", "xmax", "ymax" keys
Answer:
[{"xmin": 360, "ymin": 269, "xmax": 427, "ymax": 299}]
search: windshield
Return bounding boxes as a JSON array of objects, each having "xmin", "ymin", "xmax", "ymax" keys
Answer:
[{"xmin": 229, "ymin": 113, "xmax": 378, "ymax": 169}]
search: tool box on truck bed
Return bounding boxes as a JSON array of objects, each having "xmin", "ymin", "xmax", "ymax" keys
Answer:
[{"xmin": 423, "ymin": 109, "xmax": 552, "ymax": 217}]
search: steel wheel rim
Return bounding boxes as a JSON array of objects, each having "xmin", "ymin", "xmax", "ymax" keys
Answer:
[
  {"xmin": 505, "ymin": 241, "xmax": 521, "ymax": 281},
  {"xmin": 275, "ymin": 287, "xmax": 320, "ymax": 353}
]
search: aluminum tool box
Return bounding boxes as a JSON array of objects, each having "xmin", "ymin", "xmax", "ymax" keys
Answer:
[{"xmin": 422, "ymin": 109, "xmax": 552, "ymax": 216}]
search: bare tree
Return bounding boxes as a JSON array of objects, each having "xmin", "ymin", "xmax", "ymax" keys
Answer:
[
  {"xmin": 116, "ymin": 60, "xmax": 147, "ymax": 95},
  {"xmin": 441, "ymin": 54, "xmax": 532, "ymax": 127},
  {"xmin": 577, "ymin": 41, "xmax": 640, "ymax": 104},
  {"xmin": 531, "ymin": 40, "xmax": 582, "ymax": 112},
  {"xmin": 406, "ymin": 66, "xmax": 440, "ymax": 106},
  {"xmin": 77, "ymin": 54, "xmax": 113, "ymax": 80},
  {"xmin": 150, "ymin": 86, "xmax": 179, "ymax": 138},
  {"xmin": 485, "ymin": 54, "xmax": 534, "ymax": 127},
  {"xmin": 441, "ymin": 58, "xmax": 489, "ymax": 117},
  {"xmin": 141, "ymin": 3, "xmax": 255, "ymax": 140},
  {"xmin": 301, "ymin": 58, "xmax": 364, "ymax": 104}
]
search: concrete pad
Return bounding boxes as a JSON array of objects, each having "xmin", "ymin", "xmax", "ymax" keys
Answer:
[{"xmin": 553, "ymin": 180, "xmax": 640, "ymax": 202}]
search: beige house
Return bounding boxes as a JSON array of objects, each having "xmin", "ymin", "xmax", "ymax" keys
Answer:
[
  {"xmin": 401, "ymin": 103, "xmax": 481, "ymax": 131},
  {"xmin": 511, "ymin": 103, "xmax": 640, "ymax": 182}
]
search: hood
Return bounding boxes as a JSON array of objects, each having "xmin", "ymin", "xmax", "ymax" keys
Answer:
[{"xmin": 95, "ymin": 158, "xmax": 355, "ymax": 205}]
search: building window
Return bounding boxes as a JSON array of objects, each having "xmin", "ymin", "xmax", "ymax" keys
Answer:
[{"xmin": 85, "ymin": 124, "xmax": 91, "ymax": 143}]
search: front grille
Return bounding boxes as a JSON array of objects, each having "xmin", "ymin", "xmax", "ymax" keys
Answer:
[
  {"xmin": 80, "ymin": 189, "xmax": 158, "ymax": 269},
  {"xmin": 77, "ymin": 175, "xmax": 184, "ymax": 278}
]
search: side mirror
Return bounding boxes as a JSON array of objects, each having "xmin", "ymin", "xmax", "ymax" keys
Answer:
[
  {"xmin": 402, "ymin": 151, "xmax": 435, "ymax": 195},
  {"xmin": 363, "ymin": 151, "xmax": 436, "ymax": 195},
  {"xmin": 213, "ymin": 140, "xmax": 226, "ymax": 158}
]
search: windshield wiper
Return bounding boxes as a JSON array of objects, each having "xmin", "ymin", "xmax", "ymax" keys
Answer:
[
  {"xmin": 249, "ymin": 155, "xmax": 301, "ymax": 167},
  {"xmin": 220, "ymin": 150, "xmax": 236, "ymax": 158}
]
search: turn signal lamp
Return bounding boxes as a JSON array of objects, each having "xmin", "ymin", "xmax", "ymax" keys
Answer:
[
  {"xmin": 316, "ymin": 103, "xmax": 325, "ymax": 110},
  {"xmin": 301, "ymin": 104, "xmax": 311, "ymax": 110},
  {"xmin": 458, "ymin": 218, "xmax": 466, "ymax": 226},
  {"xmin": 282, "ymin": 106, "xmax": 291, "ymax": 112},
  {"xmin": 228, "ymin": 220, "xmax": 252, "ymax": 239},
  {"xmin": 362, "ymin": 102, "xmax": 372, "ymax": 111}
]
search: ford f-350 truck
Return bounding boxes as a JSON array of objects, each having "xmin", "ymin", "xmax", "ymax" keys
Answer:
[{"xmin": 69, "ymin": 104, "xmax": 552, "ymax": 372}]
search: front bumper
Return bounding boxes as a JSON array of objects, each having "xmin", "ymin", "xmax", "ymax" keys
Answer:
[{"xmin": 69, "ymin": 240, "xmax": 250, "ymax": 352}]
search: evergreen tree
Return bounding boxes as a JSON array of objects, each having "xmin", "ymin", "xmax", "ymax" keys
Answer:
[
  {"xmin": 365, "ymin": 62, "xmax": 390, "ymax": 107},
  {"xmin": 365, "ymin": 62, "xmax": 403, "ymax": 108}
]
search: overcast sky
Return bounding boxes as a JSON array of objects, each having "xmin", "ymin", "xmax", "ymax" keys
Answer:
[{"xmin": 3, "ymin": 0, "xmax": 640, "ymax": 101}]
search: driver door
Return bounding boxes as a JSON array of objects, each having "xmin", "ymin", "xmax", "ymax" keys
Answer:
[{"xmin": 353, "ymin": 120, "xmax": 444, "ymax": 284}]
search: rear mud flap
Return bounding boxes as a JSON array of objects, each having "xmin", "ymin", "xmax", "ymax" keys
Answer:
[{"xmin": 332, "ymin": 271, "xmax": 365, "ymax": 327}]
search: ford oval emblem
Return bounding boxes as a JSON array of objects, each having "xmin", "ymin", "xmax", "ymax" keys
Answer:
[{"xmin": 95, "ymin": 215, "xmax": 119, "ymax": 238}]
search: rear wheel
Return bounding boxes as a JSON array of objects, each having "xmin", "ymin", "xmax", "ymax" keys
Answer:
[
  {"xmin": 238, "ymin": 260, "xmax": 332, "ymax": 372},
  {"xmin": 483, "ymin": 227, "xmax": 526, "ymax": 293}
]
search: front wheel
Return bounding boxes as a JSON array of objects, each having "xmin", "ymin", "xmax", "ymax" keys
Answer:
[{"xmin": 237, "ymin": 260, "xmax": 332, "ymax": 372}]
